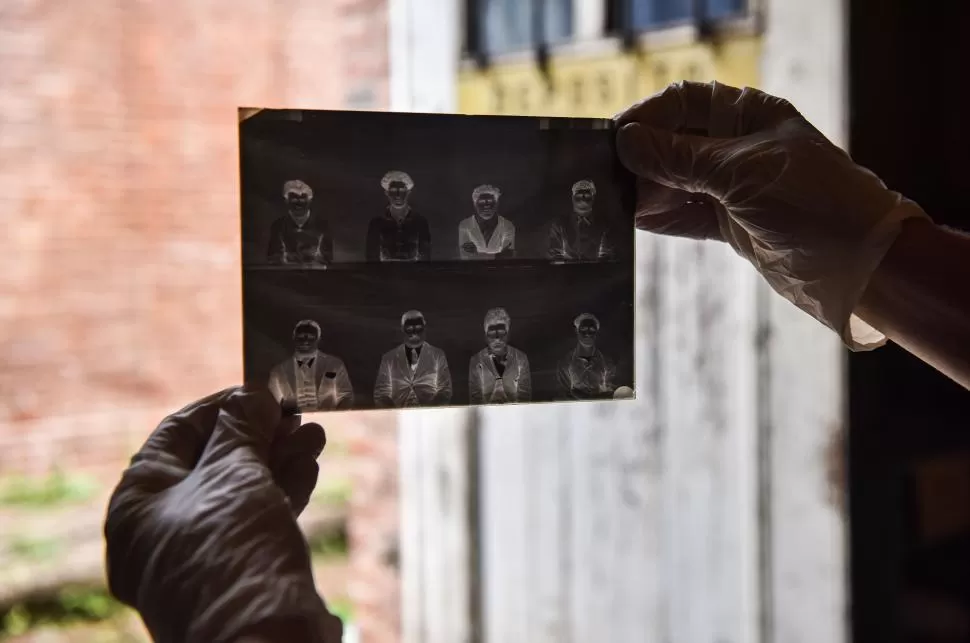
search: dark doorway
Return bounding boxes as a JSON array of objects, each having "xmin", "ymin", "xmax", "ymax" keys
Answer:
[{"xmin": 849, "ymin": 2, "xmax": 970, "ymax": 642}]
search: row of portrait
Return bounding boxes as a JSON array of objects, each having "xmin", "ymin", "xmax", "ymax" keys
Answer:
[
  {"xmin": 258, "ymin": 172, "xmax": 622, "ymax": 266},
  {"xmin": 266, "ymin": 308, "xmax": 632, "ymax": 413}
]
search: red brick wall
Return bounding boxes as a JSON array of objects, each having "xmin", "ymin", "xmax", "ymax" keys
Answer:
[
  {"xmin": 0, "ymin": 1, "xmax": 400, "ymax": 641},
  {"xmin": 0, "ymin": 0, "xmax": 351, "ymax": 475}
]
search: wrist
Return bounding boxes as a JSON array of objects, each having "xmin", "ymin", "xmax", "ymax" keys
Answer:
[
  {"xmin": 856, "ymin": 215, "xmax": 938, "ymax": 328},
  {"xmin": 840, "ymin": 199, "xmax": 932, "ymax": 350},
  {"xmin": 855, "ymin": 216, "xmax": 970, "ymax": 388}
]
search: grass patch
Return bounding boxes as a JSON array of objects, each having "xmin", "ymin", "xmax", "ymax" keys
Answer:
[
  {"xmin": 6, "ymin": 535, "xmax": 62, "ymax": 561},
  {"xmin": 0, "ymin": 470, "xmax": 99, "ymax": 508},
  {"xmin": 308, "ymin": 523, "xmax": 349, "ymax": 560},
  {"xmin": 313, "ymin": 479, "xmax": 352, "ymax": 506},
  {"xmin": 328, "ymin": 598, "xmax": 354, "ymax": 624},
  {"xmin": 0, "ymin": 587, "xmax": 125, "ymax": 639}
]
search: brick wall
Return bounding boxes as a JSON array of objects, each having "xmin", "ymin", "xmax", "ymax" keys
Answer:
[{"xmin": 0, "ymin": 2, "xmax": 399, "ymax": 642}]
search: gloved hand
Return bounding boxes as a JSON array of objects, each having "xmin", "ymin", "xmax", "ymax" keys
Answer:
[
  {"xmin": 104, "ymin": 387, "xmax": 344, "ymax": 643},
  {"xmin": 615, "ymin": 80, "xmax": 930, "ymax": 350}
]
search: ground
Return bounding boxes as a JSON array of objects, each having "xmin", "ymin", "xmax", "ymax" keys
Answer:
[{"xmin": 0, "ymin": 446, "xmax": 355, "ymax": 642}]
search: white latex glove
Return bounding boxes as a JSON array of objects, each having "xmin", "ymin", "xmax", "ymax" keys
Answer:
[
  {"xmin": 104, "ymin": 387, "xmax": 344, "ymax": 643},
  {"xmin": 615, "ymin": 80, "xmax": 930, "ymax": 350}
]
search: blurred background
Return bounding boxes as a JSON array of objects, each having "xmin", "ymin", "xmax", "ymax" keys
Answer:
[{"xmin": 0, "ymin": 1, "xmax": 966, "ymax": 643}]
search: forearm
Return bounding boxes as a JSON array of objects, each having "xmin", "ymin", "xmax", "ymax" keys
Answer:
[{"xmin": 855, "ymin": 217, "xmax": 970, "ymax": 389}]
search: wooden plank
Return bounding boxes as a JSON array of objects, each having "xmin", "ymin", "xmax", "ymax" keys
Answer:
[
  {"xmin": 479, "ymin": 404, "xmax": 530, "ymax": 642},
  {"xmin": 530, "ymin": 405, "xmax": 567, "ymax": 643},
  {"xmin": 760, "ymin": 0, "xmax": 850, "ymax": 640},
  {"xmin": 657, "ymin": 235, "xmax": 761, "ymax": 643},
  {"xmin": 763, "ymin": 296, "xmax": 846, "ymax": 643},
  {"xmin": 477, "ymin": 233, "xmax": 665, "ymax": 643},
  {"xmin": 400, "ymin": 408, "xmax": 476, "ymax": 643},
  {"xmin": 611, "ymin": 232, "xmax": 665, "ymax": 643},
  {"xmin": 399, "ymin": 411, "xmax": 424, "ymax": 643},
  {"xmin": 389, "ymin": 0, "xmax": 461, "ymax": 113}
]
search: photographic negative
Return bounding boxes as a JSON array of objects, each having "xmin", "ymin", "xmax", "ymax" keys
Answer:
[
  {"xmin": 374, "ymin": 310, "xmax": 453, "ymax": 408},
  {"xmin": 548, "ymin": 180, "xmax": 619, "ymax": 262},
  {"xmin": 470, "ymin": 307, "xmax": 531, "ymax": 404},
  {"xmin": 268, "ymin": 180, "xmax": 333, "ymax": 267},
  {"xmin": 459, "ymin": 185, "xmax": 515, "ymax": 260},
  {"xmin": 268, "ymin": 319, "xmax": 354, "ymax": 413},
  {"xmin": 367, "ymin": 171, "xmax": 432, "ymax": 262},
  {"xmin": 240, "ymin": 108, "xmax": 636, "ymax": 413},
  {"xmin": 557, "ymin": 313, "xmax": 616, "ymax": 400}
]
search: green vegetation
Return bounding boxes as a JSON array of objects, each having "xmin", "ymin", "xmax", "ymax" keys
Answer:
[
  {"xmin": 328, "ymin": 598, "xmax": 355, "ymax": 624},
  {"xmin": 308, "ymin": 523, "xmax": 349, "ymax": 560},
  {"xmin": 0, "ymin": 587, "xmax": 125, "ymax": 640},
  {"xmin": 323, "ymin": 439, "xmax": 350, "ymax": 456},
  {"xmin": 313, "ymin": 479, "xmax": 353, "ymax": 506},
  {"xmin": 7, "ymin": 534, "xmax": 62, "ymax": 561},
  {"xmin": 0, "ymin": 470, "xmax": 99, "ymax": 508}
]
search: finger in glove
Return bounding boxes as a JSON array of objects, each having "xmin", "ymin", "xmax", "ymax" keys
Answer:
[{"xmin": 270, "ymin": 422, "xmax": 327, "ymax": 517}]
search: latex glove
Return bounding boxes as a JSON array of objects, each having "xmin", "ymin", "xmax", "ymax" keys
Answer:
[
  {"xmin": 104, "ymin": 387, "xmax": 344, "ymax": 643},
  {"xmin": 615, "ymin": 80, "xmax": 930, "ymax": 350}
]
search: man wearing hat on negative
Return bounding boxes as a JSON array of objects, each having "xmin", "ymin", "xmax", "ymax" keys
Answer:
[
  {"xmin": 267, "ymin": 320, "xmax": 354, "ymax": 412},
  {"xmin": 366, "ymin": 170, "xmax": 432, "ymax": 262},
  {"xmin": 556, "ymin": 312, "xmax": 617, "ymax": 400},
  {"xmin": 458, "ymin": 184, "xmax": 516, "ymax": 260},
  {"xmin": 548, "ymin": 179, "xmax": 616, "ymax": 262},
  {"xmin": 267, "ymin": 180, "xmax": 333, "ymax": 266}
]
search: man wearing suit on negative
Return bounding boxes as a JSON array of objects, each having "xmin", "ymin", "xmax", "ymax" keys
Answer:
[
  {"xmin": 373, "ymin": 310, "xmax": 452, "ymax": 408},
  {"xmin": 547, "ymin": 179, "xmax": 617, "ymax": 263},
  {"xmin": 458, "ymin": 184, "xmax": 516, "ymax": 260},
  {"xmin": 469, "ymin": 307, "xmax": 531, "ymax": 405},
  {"xmin": 268, "ymin": 320, "xmax": 354, "ymax": 412}
]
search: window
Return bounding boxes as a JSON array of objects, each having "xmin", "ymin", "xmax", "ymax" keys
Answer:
[
  {"xmin": 629, "ymin": 0, "xmax": 691, "ymax": 29},
  {"xmin": 540, "ymin": 0, "xmax": 573, "ymax": 45},
  {"xmin": 465, "ymin": 0, "xmax": 748, "ymax": 59},
  {"xmin": 625, "ymin": 0, "xmax": 746, "ymax": 30},
  {"xmin": 701, "ymin": 0, "xmax": 745, "ymax": 20},
  {"xmin": 470, "ymin": 0, "xmax": 574, "ymax": 56}
]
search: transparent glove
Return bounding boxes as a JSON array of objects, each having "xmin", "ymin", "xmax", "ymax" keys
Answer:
[
  {"xmin": 104, "ymin": 387, "xmax": 344, "ymax": 643},
  {"xmin": 615, "ymin": 80, "xmax": 930, "ymax": 350}
]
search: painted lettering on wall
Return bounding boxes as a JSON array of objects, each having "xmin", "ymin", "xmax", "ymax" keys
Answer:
[
  {"xmin": 482, "ymin": 56, "xmax": 716, "ymax": 116},
  {"xmin": 465, "ymin": 36, "xmax": 762, "ymax": 117}
]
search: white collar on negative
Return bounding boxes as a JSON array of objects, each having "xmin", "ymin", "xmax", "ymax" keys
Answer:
[{"xmin": 468, "ymin": 216, "xmax": 508, "ymax": 248}]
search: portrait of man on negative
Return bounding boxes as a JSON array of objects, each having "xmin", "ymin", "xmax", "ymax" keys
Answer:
[
  {"xmin": 267, "ymin": 180, "xmax": 333, "ymax": 267},
  {"xmin": 469, "ymin": 307, "xmax": 531, "ymax": 404},
  {"xmin": 548, "ymin": 179, "xmax": 616, "ymax": 263},
  {"xmin": 373, "ymin": 310, "xmax": 453, "ymax": 408},
  {"xmin": 267, "ymin": 320, "xmax": 354, "ymax": 413},
  {"xmin": 557, "ymin": 312, "xmax": 617, "ymax": 400},
  {"xmin": 366, "ymin": 170, "xmax": 432, "ymax": 262},
  {"xmin": 458, "ymin": 184, "xmax": 516, "ymax": 260}
]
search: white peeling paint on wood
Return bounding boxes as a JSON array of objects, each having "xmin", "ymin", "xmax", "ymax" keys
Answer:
[
  {"xmin": 389, "ymin": 0, "xmax": 461, "ymax": 113},
  {"xmin": 475, "ymin": 232, "xmax": 664, "ymax": 643},
  {"xmin": 391, "ymin": 0, "xmax": 849, "ymax": 640},
  {"xmin": 764, "ymin": 296, "xmax": 847, "ymax": 643},
  {"xmin": 657, "ymin": 235, "xmax": 761, "ymax": 643},
  {"xmin": 760, "ymin": 0, "xmax": 849, "ymax": 640},
  {"xmin": 400, "ymin": 407, "xmax": 475, "ymax": 643}
]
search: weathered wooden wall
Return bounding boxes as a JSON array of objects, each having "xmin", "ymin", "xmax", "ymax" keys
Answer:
[
  {"xmin": 759, "ymin": 0, "xmax": 849, "ymax": 639},
  {"xmin": 391, "ymin": 0, "xmax": 849, "ymax": 641},
  {"xmin": 398, "ymin": 232, "xmax": 772, "ymax": 643}
]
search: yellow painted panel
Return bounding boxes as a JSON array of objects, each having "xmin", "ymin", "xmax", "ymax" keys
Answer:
[{"xmin": 458, "ymin": 36, "xmax": 762, "ymax": 118}]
